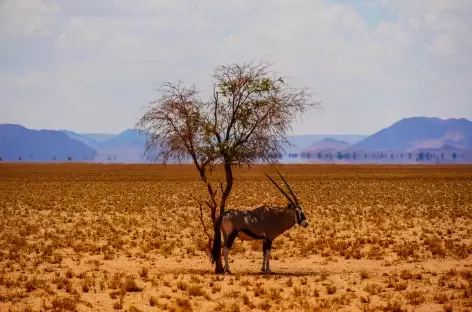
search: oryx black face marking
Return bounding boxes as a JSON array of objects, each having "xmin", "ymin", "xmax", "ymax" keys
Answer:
[
  {"xmin": 210, "ymin": 170, "xmax": 310, "ymax": 274},
  {"xmin": 295, "ymin": 208, "xmax": 307, "ymax": 225},
  {"xmin": 295, "ymin": 209, "xmax": 301, "ymax": 224}
]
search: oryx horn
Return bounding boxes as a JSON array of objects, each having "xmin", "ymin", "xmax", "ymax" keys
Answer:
[
  {"xmin": 276, "ymin": 170, "xmax": 299, "ymax": 204},
  {"xmin": 264, "ymin": 172, "xmax": 295, "ymax": 205}
]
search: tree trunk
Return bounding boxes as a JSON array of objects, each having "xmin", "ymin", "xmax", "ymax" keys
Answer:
[
  {"xmin": 211, "ymin": 162, "xmax": 233, "ymax": 274},
  {"xmin": 196, "ymin": 162, "xmax": 233, "ymax": 274},
  {"xmin": 219, "ymin": 161, "xmax": 234, "ymax": 215}
]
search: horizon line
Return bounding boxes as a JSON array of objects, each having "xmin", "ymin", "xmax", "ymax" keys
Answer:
[{"xmin": 1, "ymin": 115, "xmax": 471, "ymax": 136}]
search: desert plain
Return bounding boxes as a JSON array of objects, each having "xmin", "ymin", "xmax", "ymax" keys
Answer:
[{"xmin": 1, "ymin": 163, "xmax": 472, "ymax": 312}]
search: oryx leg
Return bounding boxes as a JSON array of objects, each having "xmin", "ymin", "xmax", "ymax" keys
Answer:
[
  {"xmin": 262, "ymin": 238, "xmax": 272, "ymax": 273},
  {"xmin": 223, "ymin": 230, "xmax": 238, "ymax": 274},
  {"xmin": 261, "ymin": 241, "xmax": 266, "ymax": 272}
]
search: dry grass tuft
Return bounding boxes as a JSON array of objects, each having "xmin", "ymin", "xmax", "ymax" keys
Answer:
[{"xmin": 51, "ymin": 296, "xmax": 78, "ymax": 311}]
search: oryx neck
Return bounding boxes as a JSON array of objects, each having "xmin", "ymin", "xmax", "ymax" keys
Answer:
[{"xmin": 282, "ymin": 208, "xmax": 297, "ymax": 232}]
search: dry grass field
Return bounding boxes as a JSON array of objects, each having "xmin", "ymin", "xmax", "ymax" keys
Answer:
[{"xmin": 1, "ymin": 163, "xmax": 472, "ymax": 312}]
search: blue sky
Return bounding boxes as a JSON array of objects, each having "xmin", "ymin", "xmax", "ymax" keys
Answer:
[
  {"xmin": 1, "ymin": 0, "xmax": 471, "ymax": 135},
  {"xmin": 328, "ymin": 0, "xmax": 397, "ymax": 27}
]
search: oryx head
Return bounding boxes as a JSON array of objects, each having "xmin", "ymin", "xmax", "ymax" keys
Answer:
[{"xmin": 264, "ymin": 171, "xmax": 309, "ymax": 228}]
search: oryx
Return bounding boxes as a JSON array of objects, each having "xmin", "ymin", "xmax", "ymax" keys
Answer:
[{"xmin": 210, "ymin": 171, "xmax": 308, "ymax": 274}]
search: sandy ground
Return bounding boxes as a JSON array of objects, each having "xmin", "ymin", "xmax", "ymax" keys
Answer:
[
  {"xmin": 4, "ymin": 253, "xmax": 471, "ymax": 311},
  {"xmin": 1, "ymin": 164, "xmax": 472, "ymax": 311}
]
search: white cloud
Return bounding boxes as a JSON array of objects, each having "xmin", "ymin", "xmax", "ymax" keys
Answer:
[
  {"xmin": 430, "ymin": 34, "xmax": 456, "ymax": 56},
  {"xmin": 0, "ymin": 0, "xmax": 60, "ymax": 36},
  {"xmin": 425, "ymin": 13, "xmax": 437, "ymax": 24},
  {"xmin": 1, "ymin": 0, "xmax": 60, "ymax": 13},
  {"xmin": 0, "ymin": 0, "xmax": 471, "ymax": 134}
]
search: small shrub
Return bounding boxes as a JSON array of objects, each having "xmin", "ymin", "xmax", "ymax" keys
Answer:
[
  {"xmin": 177, "ymin": 281, "xmax": 188, "ymax": 291},
  {"xmin": 149, "ymin": 296, "xmax": 158, "ymax": 306},
  {"xmin": 23, "ymin": 305, "xmax": 34, "ymax": 312},
  {"xmin": 360, "ymin": 269, "xmax": 370, "ymax": 280},
  {"xmin": 364, "ymin": 283, "xmax": 382, "ymax": 296},
  {"xmin": 229, "ymin": 302, "xmax": 240, "ymax": 312},
  {"xmin": 400, "ymin": 269, "xmax": 413, "ymax": 280},
  {"xmin": 113, "ymin": 300, "xmax": 123, "ymax": 310},
  {"xmin": 254, "ymin": 285, "xmax": 265, "ymax": 297},
  {"xmin": 212, "ymin": 284, "xmax": 221, "ymax": 294},
  {"xmin": 443, "ymin": 303, "xmax": 453, "ymax": 312},
  {"xmin": 434, "ymin": 292, "xmax": 449, "ymax": 304},
  {"xmin": 267, "ymin": 287, "xmax": 282, "ymax": 302},
  {"xmin": 367, "ymin": 245, "xmax": 384, "ymax": 260},
  {"xmin": 319, "ymin": 270, "xmax": 329, "ymax": 281},
  {"xmin": 25, "ymin": 277, "xmax": 43, "ymax": 292},
  {"xmin": 65, "ymin": 270, "xmax": 74, "ymax": 279},
  {"xmin": 258, "ymin": 299, "xmax": 271, "ymax": 311},
  {"xmin": 326, "ymin": 284, "xmax": 337, "ymax": 295},
  {"xmin": 51, "ymin": 296, "xmax": 77, "ymax": 311},
  {"xmin": 242, "ymin": 293, "xmax": 250, "ymax": 305},
  {"xmin": 463, "ymin": 286, "xmax": 472, "ymax": 299},
  {"xmin": 139, "ymin": 267, "xmax": 149, "ymax": 278},
  {"xmin": 175, "ymin": 297, "xmax": 192, "ymax": 311},
  {"xmin": 405, "ymin": 290, "xmax": 426, "ymax": 305},
  {"xmin": 394, "ymin": 282, "xmax": 408, "ymax": 291},
  {"xmin": 394, "ymin": 241, "xmax": 417, "ymax": 259},
  {"xmin": 82, "ymin": 283, "xmax": 89, "ymax": 293},
  {"xmin": 188, "ymin": 285, "xmax": 205, "ymax": 297},
  {"xmin": 124, "ymin": 276, "xmax": 142, "ymax": 292},
  {"xmin": 382, "ymin": 299, "xmax": 407, "ymax": 312}
]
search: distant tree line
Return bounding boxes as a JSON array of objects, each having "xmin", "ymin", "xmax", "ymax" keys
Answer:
[
  {"xmin": 0, "ymin": 151, "xmax": 463, "ymax": 163},
  {"xmin": 290, "ymin": 151, "xmax": 463, "ymax": 162},
  {"xmin": 0, "ymin": 155, "xmax": 96, "ymax": 162}
]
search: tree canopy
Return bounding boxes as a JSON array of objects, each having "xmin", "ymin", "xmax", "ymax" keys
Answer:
[{"xmin": 137, "ymin": 61, "xmax": 321, "ymax": 170}]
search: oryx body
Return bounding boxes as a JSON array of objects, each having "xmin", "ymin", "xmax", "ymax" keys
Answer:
[{"xmin": 210, "ymin": 171, "xmax": 308, "ymax": 274}]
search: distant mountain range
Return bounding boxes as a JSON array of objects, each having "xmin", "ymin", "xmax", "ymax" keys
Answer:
[
  {"xmin": 284, "ymin": 134, "xmax": 366, "ymax": 149},
  {"xmin": 292, "ymin": 117, "xmax": 472, "ymax": 164},
  {"xmin": 60, "ymin": 130, "xmax": 104, "ymax": 149},
  {"xmin": 0, "ymin": 124, "xmax": 97, "ymax": 162},
  {"xmin": 353, "ymin": 117, "xmax": 472, "ymax": 151},
  {"xmin": 300, "ymin": 137, "xmax": 350, "ymax": 154},
  {"xmin": 0, "ymin": 117, "xmax": 471, "ymax": 163},
  {"xmin": 59, "ymin": 129, "xmax": 149, "ymax": 162}
]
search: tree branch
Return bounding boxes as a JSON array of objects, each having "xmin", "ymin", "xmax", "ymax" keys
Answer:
[{"xmin": 193, "ymin": 196, "xmax": 212, "ymax": 254}]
